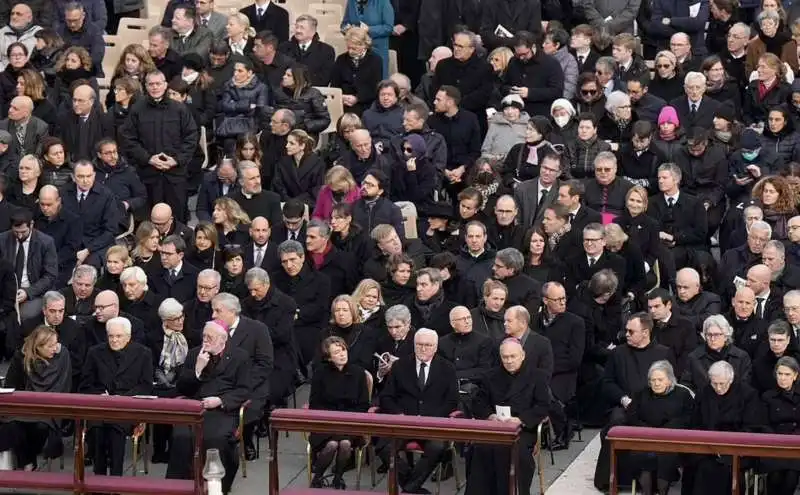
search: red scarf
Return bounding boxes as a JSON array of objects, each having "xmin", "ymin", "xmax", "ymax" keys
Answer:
[
  {"xmin": 310, "ymin": 242, "xmax": 333, "ymax": 269},
  {"xmin": 758, "ymin": 79, "xmax": 777, "ymax": 100}
]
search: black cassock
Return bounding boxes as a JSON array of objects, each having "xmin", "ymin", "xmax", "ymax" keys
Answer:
[{"xmin": 465, "ymin": 361, "xmax": 550, "ymax": 495}]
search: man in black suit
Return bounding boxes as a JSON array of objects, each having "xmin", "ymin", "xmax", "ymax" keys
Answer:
[
  {"xmin": 272, "ymin": 239, "xmax": 331, "ymax": 374},
  {"xmin": 570, "ymin": 24, "xmax": 600, "ymax": 74},
  {"xmin": 147, "ymin": 26, "xmax": 184, "ymax": 83},
  {"xmin": 492, "ymin": 248, "xmax": 542, "ymax": 316},
  {"xmin": 61, "ymin": 160, "xmax": 121, "ymax": 268},
  {"xmin": 119, "ymin": 266, "xmax": 164, "ymax": 333},
  {"xmin": 167, "ymin": 320, "xmax": 251, "ymax": 493},
  {"xmin": 150, "ymin": 235, "xmax": 200, "ymax": 303},
  {"xmin": 150, "ymin": 203, "xmax": 193, "ymax": 246},
  {"xmin": 61, "ymin": 264, "xmax": 98, "ymax": 327},
  {"xmin": 212, "ymin": 292, "xmax": 274, "ymax": 461},
  {"xmin": 242, "ymin": 267, "xmax": 297, "ymax": 408},
  {"xmin": 279, "ymin": 14, "xmax": 336, "ymax": 86},
  {"xmin": 675, "ymin": 267, "xmax": 722, "ymax": 333},
  {"xmin": 182, "ymin": 269, "xmax": 220, "ymax": 348},
  {"xmin": 0, "ymin": 96, "xmax": 48, "ymax": 157},
  {"xmin": 243, "ymin": 216, "xmax": 280, "ymax": 275},
  {"xmin": 747, "ymin": 264, "xmax": 783, "ymax": 322},
  {"xmin": 241, "ymin": 1, "xmax": 289, "ymax": 42},
  {"xmin": 377, "ymin": 328, "xmax": 459, "ymax": 494},
  {"xmin": 251, "ymin": 30, "xmax": 294, "ymax": 88},
  {"xmin": 514, "ymin": 152, "xmax": 562, "ymax": 228},
  {"xmin": 80, "ymin": 316, "xmax": 153, "ymax": 476},
  {"xmin": 668, "ymin": 71, "xmax": 721, "ymax": 129},
  {"xmin": 487, "ymin": 195, "xmax": 525, "ymax": 251},
  {"xmin": 564, "ymin": 223, "xmax": 627, "ymax": 297},
  {"xmin": 305, "ymin": 219, "xmax": 358, "ymax": 301},
  {"xmin": 717, "ymin": 221, "xmax": 771, "ymax": 301},
  {"xmin": 647, "ymin": 288, "xmax": 697, "ymax": 376},
  {"xmin": 764, "ymin": 240, "xmax": 800, "ymax": 293},
  {"xmin": 84, "ymin": 290, "xmax": 147, "ymax": 347},
  {"xmin": 504, "ymin": 305, "xmax": 554, "ymax": 379},
  {"xmin": 0, "ymin": 208, "xmax": 58, "ymax": 320},
  {"xmin": 557, "ymin": 179, "xmax": 602, "ymax": 234},
  {"xmin": 727, "ymin": 287, "xmax": 768, "ymax": 357},
  {"xmin": 196, "ymin": 159, "xmax": 238, "ymax": 222},
  {"xmin": 647, "ymin": 162, "xmax": 708, "ymax": 270},
  {"xmin": 56, "ymin": 84, "xmax": 113, "ymax": 161},
  {"xmin": 405, "ymin": 268, "xmax": 458, "ymax": 337},
  {"xmin": 230, "ymin": 161, "xmax": 283, "ymax": 229},
  {"xmin": 36, "ymin": 185, "xmax": 82, "ymax": 286},
  {"xmin": 271, "ymin": 199, "xmax": 307, "ymax": 244},
  {"xmin": 170, "ymin": 5, "xmax": 214, "ymax": 58}
]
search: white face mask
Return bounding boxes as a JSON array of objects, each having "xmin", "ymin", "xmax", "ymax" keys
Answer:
[
  {"xmin": 182, "ymin": 71, "xmax": 199, "ymax": 84},
  {"xmin": 554, "ymin": 115, "xmax": 570, "ymax": 128}
]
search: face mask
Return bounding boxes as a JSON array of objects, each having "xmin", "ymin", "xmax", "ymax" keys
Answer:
[
  {"xmin": 554, "ymin": 115, "xmax": 570, "ymax": 128},
  {"xmin": 182, "ymin": 71, "xmax": 199, "ymax": 84},
  {"xmin": 715, "ymin": 130, "xmax": 732, "ymax": 143},
  {"xmin": 742, "ymin": 149, "xmax": 760, "ymax": 161}
]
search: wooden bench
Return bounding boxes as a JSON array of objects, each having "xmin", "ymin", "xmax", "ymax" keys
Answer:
[
  {"xmin": 607, "ymin": 425, "xmax": 800, "ymax": 495},
  {"xmin": 268, "ymin": 408, "xmax": 521, "ymax": 495},
  {"xmin": 0, "ymin": 391, "xmax": 205, "ymax": 494}
]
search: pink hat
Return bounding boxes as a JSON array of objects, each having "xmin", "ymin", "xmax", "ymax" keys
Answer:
[
  {"xmin": 206, "ymin": 319, "xmax": 230, "ymax": 335},
  {"xmin": 658, "ymin": 106, "xmax": 679, "ymax": 126}
]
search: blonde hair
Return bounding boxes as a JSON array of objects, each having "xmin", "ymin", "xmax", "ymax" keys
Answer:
[
  {"xmin": 759, "ymin": 52, "xmax": 787, "ymax": 80},
  {"xmin": 56, "ymin": 46, "xmax": 92, "ymax": 72},
  {"xmin": 106, "ymin": 245, "xmax": 132, "ymax": 267},
  {"xmin": 344, "ymin": 26, "xmax": 372, "ymax": 48},
  {"xmin": 352, "ymin": 278, "xmax": 384, "ymax": 307},
  {"xmin": 626, "ymin": 185, "xmax": 650, "ymax": 212},
  {"xmin": 488, "ymin": 47, "xmax": 513, "ymax": 74},
  {"xmin": 228, "ymin": 13, "xmax": 256, "ymax": 39},
  {"xmin": 22, "ymin": 326, "xmax": 57, "ymax": 374},
  {"xmin": 325, "ymin": 165, "xmax": 357, "ymax": 193},
  {"xmin": 214, "ymin": 197, "xmax": 251, "ymax": 227},
  {"xmin": 603, "ymin": 223, "xmax": 629, "ymax": 249},
  {"xmin": 330, "ymin": 294, "xmax": 361, "ymax": 324}
]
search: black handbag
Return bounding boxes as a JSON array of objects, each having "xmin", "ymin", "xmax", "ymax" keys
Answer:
[{"xmin": 215, "ymin": 115, "xmax": 254, "ymax": 139}]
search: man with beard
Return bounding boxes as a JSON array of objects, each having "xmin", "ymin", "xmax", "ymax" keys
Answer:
[
  {"xmin": 352, "ymin": 170, "xmax": 404, "ymax": 237},
  {"xmin": 405, "ymin": 268, "xmax": 458, "ymax": 337},
  {"xmin": 61, "ymin": 264, "xmax": 98, "ymax": 327},
  {"xmin": 470, "ymin": 279, "xmax": 508, "ymax": 342},
  {"xmin": 242, "ymin": 267, "xmax": 297, "ymax": 407},
  {"xmin": 305, "ymin": 220, "xmax": 357, "ymax": 301},
  {"xmin": 726, "ymin": 287, "xmax": 768, "ymax": 357},
  {"xmin": 182, "ymin": 269, "xmax": 219, "ymax": 347},
  {"xmin": 196, "ymin": 158, "xmax": 239, "ymax": 222},
  {"xmin": 487, "ymin": 195, "xmax": 525, "ymax": 252},
  {"xmin": 119, "ymin": 266, "xmax": 163, "ymax": 335},
  {"xmin": 626, "ymin": 73, "xmax": 666, "ymax": 124}
]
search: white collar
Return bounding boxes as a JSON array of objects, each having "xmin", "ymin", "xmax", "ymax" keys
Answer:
[
  {"xmin": 664, "ymin": 191, "xmax": 680, "ymax": 203},
  {"xmin": 171, "ymin": 261, "xmax": 183, "ymax": 274}
]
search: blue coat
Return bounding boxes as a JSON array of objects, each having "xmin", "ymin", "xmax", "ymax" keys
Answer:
[{"xmin": 341, "ymin": 0, "xmax": 395, "ymax": 77}]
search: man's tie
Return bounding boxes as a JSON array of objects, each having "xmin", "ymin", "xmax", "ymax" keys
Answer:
[
  {"xmin": 169, "ymin": 269, "xmax": 177, "ymax": 284},
  {"xmin": 289, "ymin": 231, "xmax": 296, "ymax": 241},
  {"xmin": 254, "ymin": 247, "xmax": 264, "ymax": 267},
  {"xmin": 539, "ymin": 189, "xmax": 549, "ymax": 209},
  {"xmin": 14, "ymin": 242, "xmax": 24, "ymax": 284},
  {"xmin": 201, "ymin": 17, "xmax": 208, "ymax": 27},
  {"xmin": 78, "ymin": 192, "xmax": 86, "ymax": 208},
  {"xmin": 569, "ymin": 213, "xmax": 575, "ymax": 224},
  {"xmin": 756, "ymin": 297, "xmax": 765, "ymax": 318},
  {"xmin": 417, "ymin": 362, "xmax": 426, "ymax": 389},
  {"xmin": 578, "ymin": 55, "xmax": 585, "ymax": 66},
  {"xmin": 690, "ymin": 103, "xmax": 697, "ymax": 118},
  {"xmin": 588, "ymin": 257, "xmax": 596, "ymax": 267},
  {"xmin": 257, "ymin": 6, "xmax": 264, "ymax": 18},
  {"xmin": 667, "ymin": 197, "xmax": 674, "ymax": 208}
]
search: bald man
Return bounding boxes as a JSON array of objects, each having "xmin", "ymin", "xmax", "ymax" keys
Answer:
[
  {"xmin": 0, "ymin": 95, "xmax": 48, "ymax": 156},
  {"xmin": 56, "ymin": 84, "xmax": 113, "ymax": 161},
  {"xmin": 150, "ymin": 203, "xmax": 193, "ymax": 245},
  {"xmin": 674, "ymin": 268, "xmax": 722, "ymax": 333},
  {"xmin": 726, "ymin": 287, "xmax": 768, "ymax": 357},
  {"xmin": 0, "ymin": 4, "xmax": 42, "ymax": 70},
  {"xmin": 85, "ymin": 290, "xmax": 146, "ymax": 347},
  {"xmin": 746, "ymin": 264, "xmax": 782, "ymax": 321},
  {"xmin": 415, "ymin": 46, "xmax": 452, "ymax": 105},
  {"xmin": 244, "ymin": 216, "xmax": 280, "ymax": 273},
  {"xmin": 35, "ymin": 185, "xmax": 81, "ymax": 285}
]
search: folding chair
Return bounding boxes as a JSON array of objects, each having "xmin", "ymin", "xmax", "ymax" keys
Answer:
[{"xmin": 314, "ymin": 87, "xmax": 343, "ymax": 135}]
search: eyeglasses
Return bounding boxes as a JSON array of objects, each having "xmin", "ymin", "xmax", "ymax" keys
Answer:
[
  {"xmin": 581, "ymin": 89, "xmax": 597, "ymax": 95},
  {"xmin": 706, "ymin": 332, "xmax": 726, "ymax": 339},
  {"xmin": 545, "ymin": 296, "xmax": 567, "ymax": 303},
  {"xmin": 164, "ymin": 314, "xmax": 185, "ymax": 322},
  {"xmin": 415, "ymin": 343, "xmax": 435, "ymax": 348},
  {"xmin": 595, "ymin": 167, "xmax": 614, "ymax": 172},
  {"xmin": 197, "ymin": 284, "xmax": 218, "ymax": 292},
  {"xmin": 656, "ymin": 64, "xmax": 672, "ymax": 69},
  {"xmin": 403, "ymin": 146, "xmax": 413, "ymax": 152},
  {"xmin": 451, "ymin": 316, "xmax": 472, "ymax": 323},
  {"xmin": 583, "ymin": 237, "xmax": 603, "ymax": 243}
]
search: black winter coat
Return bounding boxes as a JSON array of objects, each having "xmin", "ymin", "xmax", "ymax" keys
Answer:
[
  {"xmin": 761, "ymin": 119, "xmax": 800, "ymax": 166},
  {"xmin": 94, "ymin": 158, "xmax": 148, "ymax": 223},
  {"xmin": 743, "ymin": 80, "xmax": 792, "ymax": 126},
  {"xmin": 437, "ymin": 330, "xmax": 495, "ymax": 383},
  {"xmin": 501, "ymin": 53, "xmax": 564, "ymax": 118},
  {"xmin": 79, "ymin": 342, "xmax": 153, "ymax": 397},
  {"xmin": 472, "ymin": 360, "xmax": 550, "ymax": 429},
  {"xmin": 626, "ymin": 385, "xmax": 694, "ymax": 429},
  {"xmin": 479, "ymin": 0, "xmax": 543, "ymax": 51},
  {"xmin": 217, "ymin": 77, "xmax": 270, "ymax": 137},
  {"xmin": 272, "ymin": 86, "xmax": 331, "ymax": 134},
  {"xmin": 681, "ymin": 344, "xmax": 752, "ymax": 392},
  {"xmin": 273, "ymin": 152, "xmax": 326, "ymax": 208},
  {"xmin": 602, "ymin": 341, "xmax": 674, "ymax": 406},
  {"xmin": 432, "ymin": 54, "xmax": 495, "ymax": 115},
  {"xmin": 692, "ymin": 380, "xmax": 765, "ymax": 433},
  {"xmin": 532, "ymin": 310, "xmax": 585, "ymax": 402},
  {"xmin": 279, "ymin": 36, "xmax": 336, "ymax": 86},
  {"xmin": 330, "ymin": 51, "xmax": 383, "ymax": 116}
]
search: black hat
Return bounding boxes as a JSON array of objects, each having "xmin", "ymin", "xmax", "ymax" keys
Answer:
[
  {"xmin": 181, "ymin": 53, "xmax": 204, "ymax": 72},
  {"xmin": 426, "ymin": 201, "xmax": 455, "ymax": 220},
  {"xmin": 713, "ymin": 104, "xmax": 735, "ymax": 123},
  {"xmin": 740, "ymin": 128, "xmax": 761, "ymax": 150}
]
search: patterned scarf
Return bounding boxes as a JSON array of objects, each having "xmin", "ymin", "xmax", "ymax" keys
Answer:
[
  {"xmin": 157, "ymin": 329, "xmax": 188, "ymax": 386},
  {"xmin": 474, "ymin": 181, "xmax": 500, "ymax": 211},
  {"xmin": 548, "ymin": 223, "xmax": 571, "ymax": 251}
]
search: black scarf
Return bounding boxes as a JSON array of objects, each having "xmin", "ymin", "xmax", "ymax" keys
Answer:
[
  {"xmin": 760, "ymin": 28, "xmax": 791, "ymax": 57},
  {"xmin": 414, "ymin": 290, "xmax": 444, "ymax": 322},
  {"xmin": 26, "ymin": 348, "xmax": 70, "ymax": 393},
  {"xmin": 706, "ymin": 344, "xmax": 731, "ymax": 362}
]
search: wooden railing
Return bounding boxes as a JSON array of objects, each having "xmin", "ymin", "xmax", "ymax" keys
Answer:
[
  {"xmin": 607, "ymin": 425, "xmax": 800, "ymax": 495},
  {"xmin": 0, "ymin": 391, "xmax": 205, "ymax": 495},
  {"xmin": 268, "ymin": 408, "xmax": 521, "ymax": 495}
]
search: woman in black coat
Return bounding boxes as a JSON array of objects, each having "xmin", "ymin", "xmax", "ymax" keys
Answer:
[
  {"xmin": 0, "ymin": 42, "xmax": 33, "ymax": 116},
  {"xmin": 308, "ymin": 336, "xmax": 370, "ymax": 489},
  {"xmin": 330, "ymin": 202, "xmax": 371, "ymax": 272},
  {"xmin": 351, "ymin": 278, "xmax": 386, "ymax": 333},
  {"xmin": 273, "ymin": 64, "xmax": 331, "ymax": 136},
  {"xmin": 273, "ymin": 129, "xmax": 326, "ymax": 208},
  {"xmin": 470, "ymin": 279, "xmax": 507, "ymax": 342},
  {"xmin": 614, "ymin": 186, "xmax": 662, "ymax": 288},
  {"xmin": 173, "ymin": 54, "xmax": 217, "ymax": 131},
  {"xmin": 4, "ymin": 326, "xmax": 71, "ymax": 470},
  {"xmin": 742, "ymin": 52, "xmax": 792, "ymax": 127},
  {"xmin": 624, "ymin": 360, "xmax": 694, "ymax": 494},
  {"xmin": 380, "ymin": 254, "xmax": 416, "ymax": 307},
  {"xmin": 761, "ymin": 356, "xmax": 800, "ymax": 493},
  {"xmin": 685, "ymin": 361, "xmax": 766, "ymax": 495},
  {"xmin": 320, "ymin": 295, "xmax": 375, "ymax": 372},
  {"xmin": 219, "ymin": 246, "xmax": 247, "ymax": 300},
  {"xmin": 79, "ymin": 328, "xmax": 153, "ymax": 476},
  {"xmin": 330, "ymin": 28, "xmax": 382, "ymax": 116},
  {"xmin": 216, "ymin": 58, "xmax": 270, "ymax": 154}
]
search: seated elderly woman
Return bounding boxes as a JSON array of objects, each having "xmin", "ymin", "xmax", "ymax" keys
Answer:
[
  {"xmin": 761, "ymin": 356, "xmax": 800, "ymax": 493},
  {"xmin": 465, "ymin": 338, "xmax": 550, "ymax": 495},
  {"xmin": 166, "ymin": 320, "xmax": 251, "ymax": 493},
  {"xmin": 150, "ymin": 298, "xmax": 189, "ymax": 464},
  {"xmin": 308, "ymin": 336, "xmax": 370, "ymax": 489},
  {"xmin": 622, "ymin": 360, "xmax": 694, "ymax": 495},
  {"xmin": 683, "ymin": 361, "xmax": 765, "ymax": 495},
  {"xmin": 597, "ymin": 91, "xmax": 636, "ymax": 147},
  {"xmin": 320, "ymin": 295, "xmax": 373, "ymax": 371},
  {"xmin": 79, "ymin": 317, "xmax": 153, "ymax": 476},
  {"xmin": 681, "ymin": 315, "xmax": 753, "ymax": 392},
  {"xmin": 481, "ymin": 94, "xmax": 529, "ymax": 161},
  {"xmin": 3, "ymin": 326, "xmax": 70, "ymax": 470}
]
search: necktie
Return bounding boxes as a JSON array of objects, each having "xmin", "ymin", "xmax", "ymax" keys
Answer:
[
  {"xmin": 588, "ymin": 257, "xmax": 596, "ymax": 267},
  {"xmin": 201, "ymin": 17, "xmax": 208, "ymax": 27},
  {"xmin": 14, "ymin": 241, "xmax": 24, "ymax": 284},
  {"xmin": 417, "ymin": 362, "xmax": 426, "ymax": 389},
  {"xmin": 690, "ymin": 103, "xmax": 697, "ymax": 117},
  {"xmin": 578, "ymin": 55, "xmax": 585, "ymax": 66},
  {"xmin": 756, "ymin": 297, "xmax": 765, "ymax": 318},
  {"xmin": 255, "ymin": 247, "xmax": 264, "ymax": 267},
  {"xmin": 78, "ymin": 192, "xmax": 86, "ymax": 207},
  {"xmin": 300, "ymin": 44, "xmax": 308, "ymax": 53},
  {"xmin": 257, "ymin": 7, "xmax": 264, "ymax": 18},
  {"xmin": 15, "ymin": 125, "xmax": 24, "ymax": 147},
  {"xmin": 569, "ymin": 213, "xmax": 575, "ymax": 224},
  {"xmin": 667, "ymin": 197, "xmax": 675, "ymax": 208},
  {"xmin": 289, "ymin": 231, "xmax": 296, "ymax": 241},
  {"xmin": 539, "ymin": 189, "xmax": 549, "ymax": 208},
  {"xmin": 169, "ymin": 269, "xmax": 177, "ymax": 283}
]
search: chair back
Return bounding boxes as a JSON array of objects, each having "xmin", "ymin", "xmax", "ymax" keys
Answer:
[{"xmin": 315, "ymin": 86, "xmax": 343, "ymax": 134}]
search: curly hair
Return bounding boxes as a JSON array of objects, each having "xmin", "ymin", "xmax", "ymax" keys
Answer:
[
  {"xmin": 55, "ymin": 46, "xmax": 92, "ymax": 72},
  {"xmin": 752, "ymin": 175, "xmax": 798, "ymax": 214},
  {"xmin": 17, "ymin": 68, "xmax": 46, "ymax": 101},
  {"xmin": 112, "ymin": 44, "xmax": 156, "ymax": 80}
]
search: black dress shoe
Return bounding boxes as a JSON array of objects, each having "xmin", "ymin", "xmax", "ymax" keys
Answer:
[
  {"xmin": 331, "ymin": 477, "xmax": 346, "ymax": 490},
  {"xmin": 310, "ymin": 476, "xmax": 325, "ymax": 488},
  {"xmin": 151, "ymin": 453, "xmax": 169, "ymax": 464},
  {"xmin": 84, "ymin": 456, "xmax": 93, "ymax": 466},
  {"xmin": 244, "ymin": 445, "xmax": 258, "ymax": 461}
]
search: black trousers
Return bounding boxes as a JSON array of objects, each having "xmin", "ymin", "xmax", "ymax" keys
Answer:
[
  {"xmin": 594, "ymin": 407, "xmax": 628, "ymax": 491},
  {"xmin": 166, "ymin": 410, "xmax": 238, "ymax": 493},
  {"xmin": 92, "ymin": 424, "xmax": 127, "ymax": 476},
  {"xmin": 376, "ymin": 438, "xmax": 446, "ymax": 492},
  {"xmin": 11, "ymin": 421, "xmax": 49, "ymax": 467},
  {"xmin": 464, "ymin": 431, "xmax": 536, "ymax": 495},
  {"xmin": 144, "ymin": 176, "xmax": 188, "ymax": 224}
]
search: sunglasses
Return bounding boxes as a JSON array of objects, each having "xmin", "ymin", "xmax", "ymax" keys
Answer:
[
  {"xmin": 403, "ymin": 146, "xmax": 413, "ymax": 152},
  {"xmin": 656, "ymin": 64, "xmax": 672, "ymax": 69},
  {"xmin": 581, "ymin": 89, "xmax": 597, "ymax": 95}
]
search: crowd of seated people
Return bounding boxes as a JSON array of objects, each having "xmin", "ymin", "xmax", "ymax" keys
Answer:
[{"xmin": 6, "ymin": 0, "xmax": 800, "ymax": 492}]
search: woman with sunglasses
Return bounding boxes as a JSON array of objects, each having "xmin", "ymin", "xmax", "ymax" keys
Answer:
[
  {"xmin": 574, "ymin": 72, "xmax": 606, "ymax": 121},
  {"xmin": 648, "ymin": 51, "xmax": 684, "ymax": 103}
]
